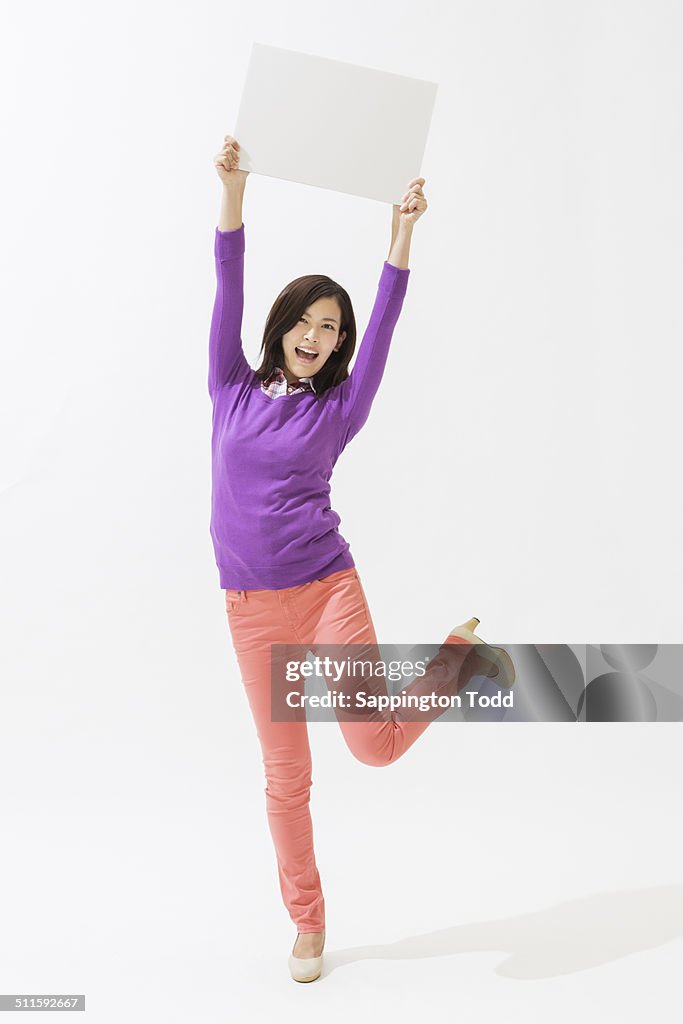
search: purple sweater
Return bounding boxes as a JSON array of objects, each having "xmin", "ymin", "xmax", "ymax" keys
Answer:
[{"xmin": 208, "ymin": 223, "xmax": 410, "ymax": 590}]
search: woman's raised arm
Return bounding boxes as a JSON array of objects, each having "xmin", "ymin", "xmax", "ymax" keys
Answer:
[
  {"xmin": 339, "ymin": 178, "xmax": 428, "ymax": 446},
  {"xmin": 208, "ymin": 136, "xmax": 251, "ymax": 396}
]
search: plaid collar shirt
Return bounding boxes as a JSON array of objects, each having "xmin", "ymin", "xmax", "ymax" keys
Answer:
[{"xmin": 261, "ymin": 366, "xmax": 317, "ymax": 399}]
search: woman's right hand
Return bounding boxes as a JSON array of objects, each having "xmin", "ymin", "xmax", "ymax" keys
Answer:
[{"xmin": 214, "ymin": 135, "xmax": 249, "ymax": 187}]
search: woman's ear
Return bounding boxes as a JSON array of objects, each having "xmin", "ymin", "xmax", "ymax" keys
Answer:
[{"xmin": 335, "ymin": 330, "xmax": 347, "ymax": 351}]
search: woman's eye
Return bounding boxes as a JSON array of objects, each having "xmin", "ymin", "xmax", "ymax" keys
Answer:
[{"xmin": 299, "ymin": 318, "xmax": 335, "ymax": 331}]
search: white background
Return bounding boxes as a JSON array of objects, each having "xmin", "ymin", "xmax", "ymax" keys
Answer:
[{"xmin": 1, "ymin": 1, "xmax": 682, "ymax": 1021}]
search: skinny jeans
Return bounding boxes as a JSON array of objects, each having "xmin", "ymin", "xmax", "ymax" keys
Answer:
[{"xmin": 224, "ymin": 566, "xmax": 471, "ymax": 932}]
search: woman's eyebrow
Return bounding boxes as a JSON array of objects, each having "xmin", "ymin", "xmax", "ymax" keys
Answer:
[{"xmin": 303, "ymin": 310, "xmax": 338, "ymax": 323}]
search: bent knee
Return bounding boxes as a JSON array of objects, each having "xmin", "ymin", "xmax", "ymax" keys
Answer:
[{"xmin": 348, "ymin": 745, "xmax": 395, "ymax": 768}]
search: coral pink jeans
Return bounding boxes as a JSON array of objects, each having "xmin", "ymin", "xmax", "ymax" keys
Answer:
[{"xmin": 224, "ymin": 565, "xmax": 471, "ymax": 933}]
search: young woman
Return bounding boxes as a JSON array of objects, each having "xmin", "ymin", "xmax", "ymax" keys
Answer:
[{"xmin": 209, "ymin": 134, "xmax": 515, "ymax": 983}]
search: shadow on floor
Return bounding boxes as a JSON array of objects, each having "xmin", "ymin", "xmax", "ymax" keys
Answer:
[{"xmin": 321, "ymin": 883, "xmax": 683, "ymax": 980}]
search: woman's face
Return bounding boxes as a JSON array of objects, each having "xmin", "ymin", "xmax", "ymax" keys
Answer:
[{"xmin": 281, "ymin": 296, "xmax": 347, "ymax": 383}]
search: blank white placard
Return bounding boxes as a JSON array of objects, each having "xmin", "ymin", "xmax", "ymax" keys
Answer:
[{"xmin": 233, "ymin": 43, "xmax": 438, "ymax": 205}]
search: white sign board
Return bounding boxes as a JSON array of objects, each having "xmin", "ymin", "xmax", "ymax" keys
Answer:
[{"xmin": 234, "ymin": 43, "xmax": 438, "ymax": 205}]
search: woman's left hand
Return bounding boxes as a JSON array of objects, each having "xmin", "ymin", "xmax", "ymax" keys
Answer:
[{"xmin": 394, "ymin": 177, "xmax": 428, "ymax": 227}]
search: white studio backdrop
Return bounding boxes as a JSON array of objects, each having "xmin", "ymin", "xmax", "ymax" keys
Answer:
[{"xmin": 1, "ymin": 1, "xmax": 682, "ymax": 1022}]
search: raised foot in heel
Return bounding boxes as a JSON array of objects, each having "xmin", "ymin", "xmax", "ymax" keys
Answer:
[{"xmin": 448, "ymin": 617, "xmax": 516, "ymax": 688}]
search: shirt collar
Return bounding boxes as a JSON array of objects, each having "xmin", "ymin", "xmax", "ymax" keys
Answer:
[
  {"xmin": 298, "ymin": 373, "xmax": 316, "ymax": 394},
  {"xmin": 264, "ymin": 366, "xmax": 317, "ymax": 394}
]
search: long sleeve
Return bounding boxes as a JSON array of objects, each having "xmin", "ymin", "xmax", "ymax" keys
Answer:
[
  {"xmin": 339, "ymin": 260, "xmax": 410, "ymax": 447},
  {"xmin": 207, "ymin": 223, "xmax": 251, "ymax": 397}
]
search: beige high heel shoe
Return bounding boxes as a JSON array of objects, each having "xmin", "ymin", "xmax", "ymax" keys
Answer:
[
  {"xmin": 448, "ymin": 617, "xmax": 516, "ymax": 688},
  {"xmin": 288, "ymin": 929, "xmax": 325, "ymax": 983}
]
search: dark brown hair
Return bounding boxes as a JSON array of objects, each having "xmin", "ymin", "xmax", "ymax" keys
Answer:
[{"xmin": 254, "ymin": 274, "xmax": 357, "ymax": 396}]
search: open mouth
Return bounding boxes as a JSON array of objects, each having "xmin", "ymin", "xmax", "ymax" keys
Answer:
[{"xmin": 295, "ymin": 347, "xmax": 318, "ymax": 363}]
